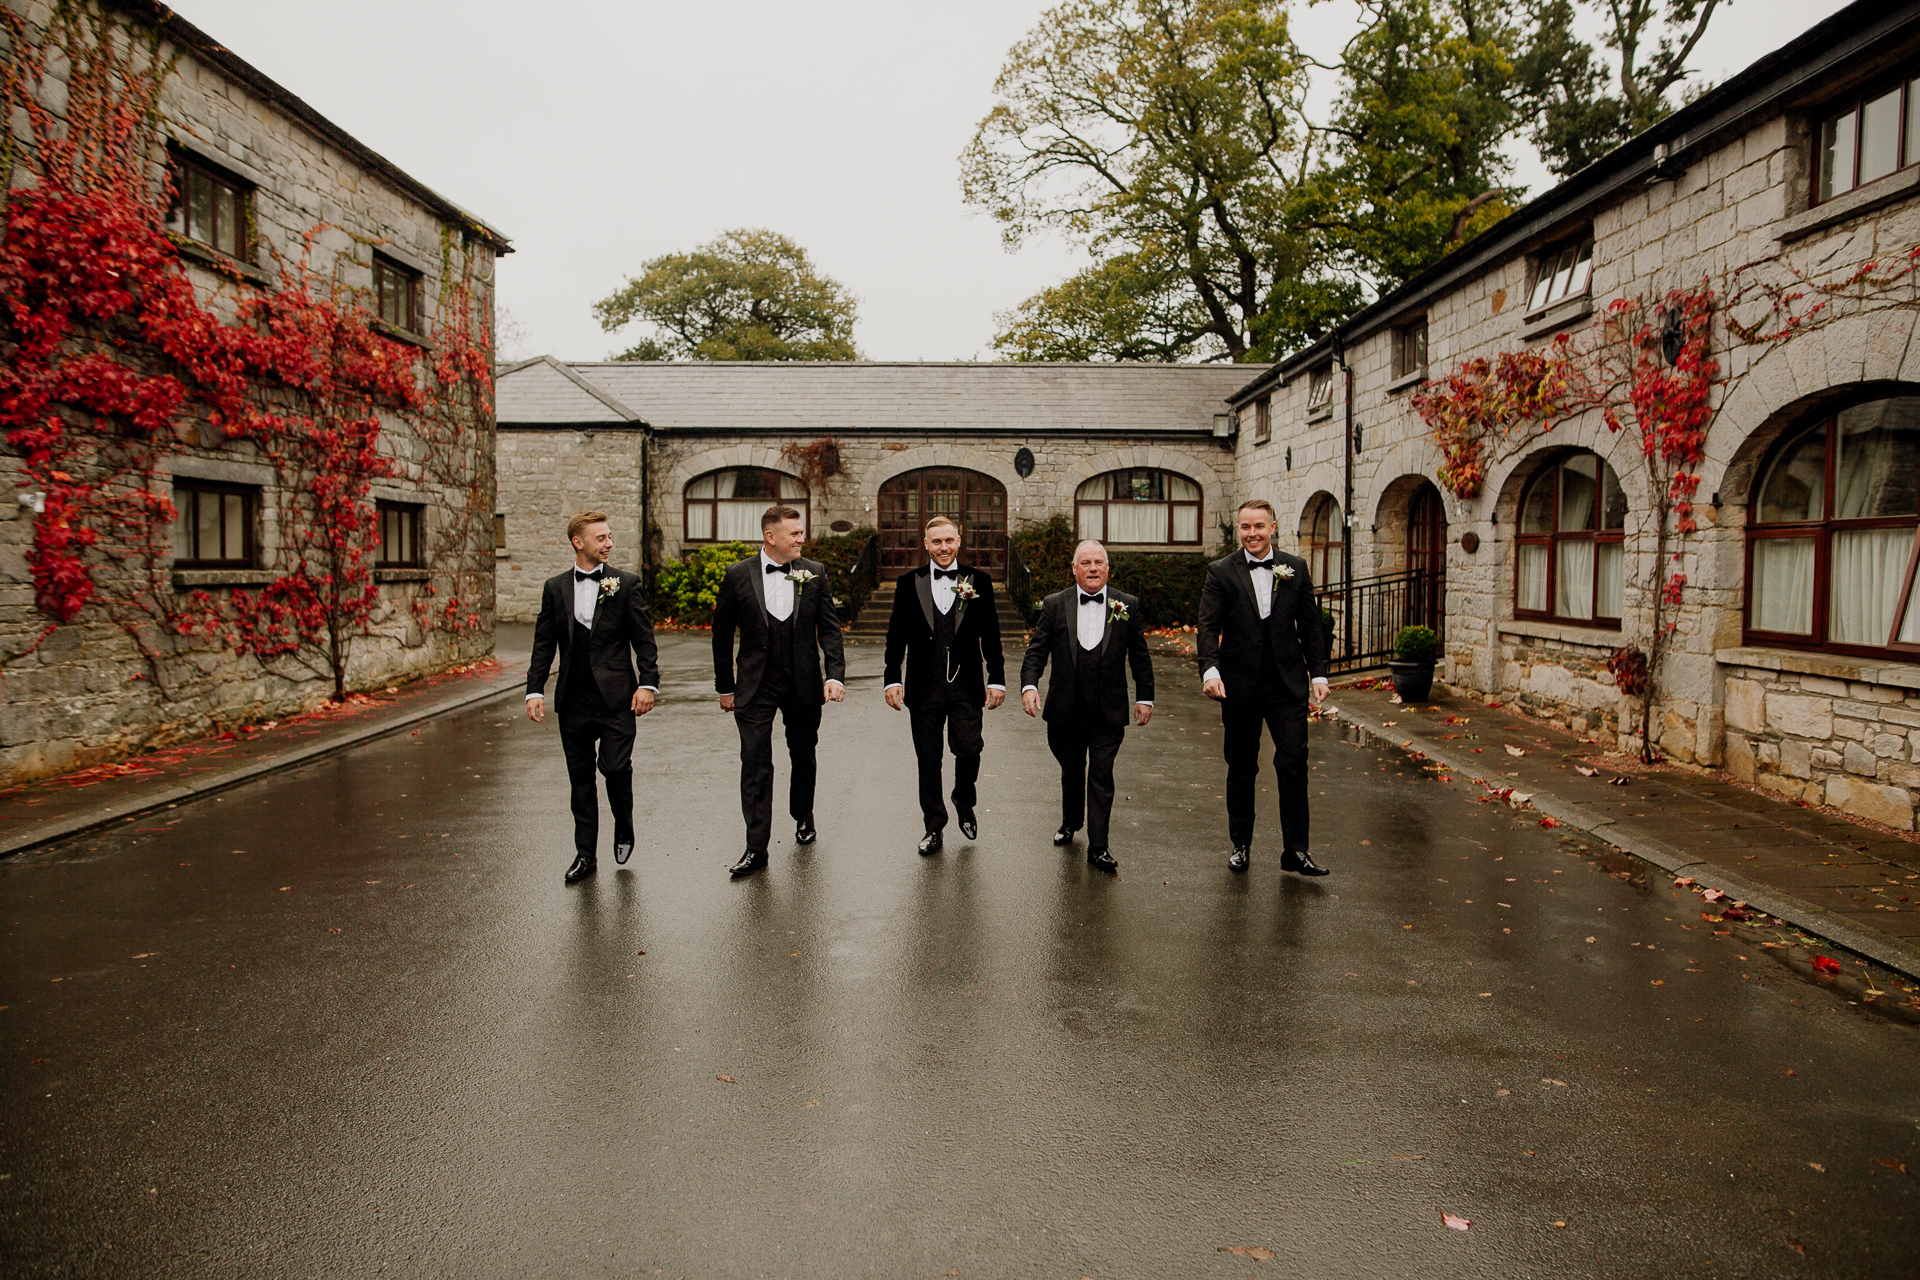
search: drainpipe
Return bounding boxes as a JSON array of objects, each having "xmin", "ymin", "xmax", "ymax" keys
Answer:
[
  {"xmin": 1332, "ymin": 330, "xmax": 1355, "ymax": 656},
  {"xmin": 639, "ymin": 421, "xmax": 652, "ymax": 585}
]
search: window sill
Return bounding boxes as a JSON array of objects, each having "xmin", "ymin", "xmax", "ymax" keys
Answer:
[
  {"xmin": 1777, "ymin": 167, "xmax": 1920, "ymax": 243},
  {"xmin": 1101, "ymin": 543, "xmax": 1208, "ymax": 554},
  {"xmin": 169, "ymin": 234, "xmax": 274, "ymax": 287},
  {"xmin": 1518, "ymin": 295, "xmax": 1593, "ymax": 341},
  {"xmin": 173, "ymin": 568, "xmax": 274, "ymax": 589},
  {"xmin": 371, "ymin": 318, "xmax": 435, "ymax": 351},
  {"xmin": 1715, "ymin": 645, "xmax": 1920, "ymax": 691},
  {"xmin": 495, "ymin": 548, "xmax": 512, "ymax": 559},
  {"xmin": 1497, "ymin": 616, "xmax": 1621, "ymax": 646},
  {"xmin": 375, "ymin": 567, "xmax": 430, "ymax": 583},
  {"xmin": 1305, "ymin": 405, "xmax": 1334, "ymax": 425},
  {"xmin": 1386, "ymin": 369, "xmax": 1428, "ymax": 394}
]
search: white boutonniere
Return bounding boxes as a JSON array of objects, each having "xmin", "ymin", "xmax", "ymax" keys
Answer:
[
  {"xmin": 598, "ymin": 576, "xmax": 621, "ymax": 598},
  {"xmin": 788, "ymin": 567, "xmax": 817, "ymax": 595},
  {"xmin": 951, "ymin": 576, "xmax": 979, "ymax": 619},
  {"xmin": 1276, "ymin": 563, "xmax": 1295, "ymax": 580},
  {"xmin": 1107, "ymin": 597, "xmax": 1129, "ymax": 623}
]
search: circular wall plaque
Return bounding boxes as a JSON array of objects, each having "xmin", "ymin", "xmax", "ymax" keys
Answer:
[
  {"xmin": 1014, "ymin": 447, "xmax": 1035, "ymax": 478},
  {"xmin": 1460, "ymin": 531, "xmax": 1480, "ymax": 553},
  {"xmin": 829, "ymin": 519, "xmax": 854, "ymax": 533}
]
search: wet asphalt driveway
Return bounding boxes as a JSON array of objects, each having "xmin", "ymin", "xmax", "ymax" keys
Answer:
[{"xmin": 3, "ymin": 634, "xmax": 1918, "ymax": 1278}]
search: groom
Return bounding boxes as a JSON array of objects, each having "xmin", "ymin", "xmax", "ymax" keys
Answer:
[
  {"xmin": 882, "ymin": 515, "xmax": 1006, "ymax": 856},
  {"xmin": 526, "ymin": 510, "xmax": 660, "ymax": 885},
  {"xmin": 712, "ymin": 504, "xmax": 846, "ymax": 878}
]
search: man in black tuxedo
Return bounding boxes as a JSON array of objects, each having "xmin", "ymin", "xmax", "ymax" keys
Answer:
[
  {"xmin": 1196, "ymin": 498, "xmax": 1332, "ymax": 876},
  {"xmin": 713, "ymin": 504, "xmax": 847, "ymax": 878},
  {"xmin": 883, "ymin": 515, "xmax": 1006, "ymax": 856},
  {"xmin": 1019, "ymin": 539, "xmax": 1154, "ymax": 873},
  {"xmin": 526, "ymin": 510, "xmax": 660, "ymax": 885}
]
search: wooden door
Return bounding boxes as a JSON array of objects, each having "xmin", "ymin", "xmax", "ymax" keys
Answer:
[{"xmin": 877, "ymin": 469, "xmax": 1008, "ymax": 576}]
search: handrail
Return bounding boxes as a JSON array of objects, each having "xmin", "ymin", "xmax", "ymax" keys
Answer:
[
  {"xmin": 1005, "ymin": 537, "xmax": 1036, "ymax": 625},
  {"xmin": 1313, "ymin": 568, "xmax": 1445, "ymax": 674},
  {"xmin": 846, "ymin": 533, "xmax": 880, "ymax": 622}
]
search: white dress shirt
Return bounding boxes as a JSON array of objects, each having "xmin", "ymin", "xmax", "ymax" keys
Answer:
[
  {"xmin": 760, "ymin": 552, "xmax": 843, "ymax": 694},
  {"xmin": 1023, "ymin": 586, "xmax": 1149, "ymax": 705},
  {"xmin": 884, "ymin": 562, "xmax": 1004, "ymax": 694},
  {"xmin": 528, "ymin": 564, "xmax": 657, "ymax": 701},
  {"xmin": 1202, "ymin": 549, "xmax": 1329, "ymax": 689}
]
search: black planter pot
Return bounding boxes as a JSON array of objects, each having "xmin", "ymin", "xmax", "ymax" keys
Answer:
[{"xmin": 1388, "ymin": 659, "xmax": 1436, "ymax": 702}]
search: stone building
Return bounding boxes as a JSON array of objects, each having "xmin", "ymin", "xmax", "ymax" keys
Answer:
[
  {"xmin": 494, "ymin": 358, "xmax": 1255, "ymax": 622},
  {"xmin": 1227, "ymin": 0, "xmax": 1920, "ymax": 828},
  {"xmin": 0, "ymin": 0, "xmax": 508, "ymax": 783}
]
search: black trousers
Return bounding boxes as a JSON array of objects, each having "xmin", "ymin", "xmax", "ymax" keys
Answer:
[
  {"xmin": 558, "ymin": 681, "xmax": 636, "ymax": 858},
  {"xmin": 1046, "ymin": 713, "xmax": 1124, "ymax": 848},
  {"xmin": 1221, "ymin": 683, "xmax": 1309, "ymax": 852},
  {"xmin": 909, "ymin": 692, "xmax": 984, "ymax": 832},
  {"xmin": 736, "ymin": 678, "xmax": 823, "ymax": 855}
]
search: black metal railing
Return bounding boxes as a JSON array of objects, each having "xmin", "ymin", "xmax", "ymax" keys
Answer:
[
  {"xmin": 844, "ymin": 533, "xmax": 880, "ymax": 624},
  {"xmin": 1314, "ymin": 568, "xmax": 1445, "ymax": 674},
  {"xmin": 1005, "ymin": 537, "xmax": 1035, "ymax": 624}
]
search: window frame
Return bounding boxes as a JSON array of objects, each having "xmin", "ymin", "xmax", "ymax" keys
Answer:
[
  {"xmin": 1744, "ymin": 413, "xmax": 1920, "ymax": 658},
  {"xmin": 171, "ymin": 480, "xmax": 257, "ymax": 568},
  {"xmin": 1305, "ymin": 365, "xmax": 1335, "ymax": 416},
  {"xmin": 1512, "ymin": 451, "xmax": 1625, "ymax": 629},
  {"xmin": 1303, "ymin": 493, "xmax": 1346, "ymax": 589},
  {"xmin": 1813, "ymin": 68, "xmax": 1920, "ymax": 206},
  {"xmin": 168, "ymin": 150, "xmax": 251, "ymax": 262},
  {"xmin": 1072, "ymin": 468, "xmax": 1204, "ymax": 547},
  {"xmin": 372, "ymin": 253, "xmax": 424, "ymax": 334},
  {"xmin": 375, "ymin": 500, "xmax": 425, "ymax": 569},
  {"xmin": 1253, "ymin": 394, "xmax": 1272, "ymax": 442},
  {"xmin": 1392, "ymin": 315, "xmax": 1429, "ymax": 381},
  {"xmin": 682, "ymin": 467, "xmax": 809, "ymax": 544},
  {"xmin": 1524, "ymin": 236, "xmax": 1595, "ymax": 316}
]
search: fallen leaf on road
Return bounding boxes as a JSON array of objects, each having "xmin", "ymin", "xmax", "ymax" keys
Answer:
[
  {"xmin": 1586, "ymin": 936, "xmax": 1597, "ymax": 943},
  {"xmin": 1543, "ymin": 1078, "xmax": 1568, "ymax": 1086},
  {"xmin": 1809, "ymin": 1162, "xmax": 1825, "ymax": 1172},
  {"xmin": 130, "ymin": 952, "xmax": 156, "ymax": 959},
  {"xmin": 1786, "ymin": 1236, "xmax": 1806, "ymax": 1256},
  {"xmin": 1441, "ymin": 1212, "xmax": 1471, "ymax": 1231},
  {"xmin": 1217, "ymin": 1246, "xmax": 1275, "ymax": 1260},
  {"xmin": 1607, "ymin": 776, "xmax": 1629, "ymax": 785},
  {"xmin": 1495, "ymin": 1088, "xmax": 1511, "ymax": 1096},
  {"xmin": 1505, "ymin": 745, "xmax": 1527, "ymax": 756},
  {"xmin": 1674, "ymin": 876, "xmax": 1696, "ymax": 887},
  {"xmin": 1575, "ymin": 766, "xmax": 1597, "ymax": 777},
  {"xmin": 1539, "ymin": 817, "xmax": 1560, "ymax": 828},
  {"xmin": 1554, "ymin": 1221, "xmax": 1567, "ymax": 1229},
  {"xmin": 716, "ymin": 1075, "xmax": 736, "ymax": 1084},
  {"xmin": 1651, "ymin": 980, "xmax": 1665, "ymax": 986},
  {"xmin": 1700, "ymin": 888, "xmax": 1725, "ymax": 902},
  {"xmin": 1874, "ymin": 1157, "xmax": 1909, "ymax": 1173},
  {"xmin": 1812, "ymin": 956, "xmax": 1842, "ymax": 975},
  {"xmin": 278, "ymin": 886, "xmax": 290, "ymax": 892},
  {"xmin": 636, "ymin": 950, "xmax": 646, "ymax": 956},
  {"xmin": 806, "ymin": 1099, "xmax": 819, "ymax": 1107},
  {"xmin": 1509, "ymin": 792, "xmax": 1533, "ymax": 807}
]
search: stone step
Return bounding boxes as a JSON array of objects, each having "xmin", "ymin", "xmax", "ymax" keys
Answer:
[{"xmin": 843, "ymin": 580, "xmax": 1027, "ymax": 641}]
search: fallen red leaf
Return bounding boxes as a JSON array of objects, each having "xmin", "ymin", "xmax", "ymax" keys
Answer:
[
  {"xmin": 1441, "ymin": 1212, "xmax": 1471, "ymax": 1231},
  {"xmin": 716, "ymin": 1075, "xmax": 737, "ymax": 1084},
  {"xmin": 1538, "ymin": 817, "xmax": 1560, "ymax": 828},
  {"xmin": 1811, "ymin": 955, "xmax": 1842, "ymax": 975},
  {"xmin": 1786, "ymin": 1236, "xmax": 1806, "ymax": 1255},
  {"xmin": 1874, "ymin": 1157, "xmax": 1909, "ymax": 1173}
]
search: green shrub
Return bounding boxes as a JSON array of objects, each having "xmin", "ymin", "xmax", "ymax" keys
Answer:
[
  {"xmin": 803, "ymin": 525, "xmax": 877, "ymax": 619},
  {"xmin": 1009, "ymin": 514, "xmax": 1210, "ymax": 627},
  {"xmin": 1393, "ymin": 624, "xmax": 1441, "ymax": 663},
  {"xmin": 652, "ymin": 541, "xmax": 757, "ymax": 624}
]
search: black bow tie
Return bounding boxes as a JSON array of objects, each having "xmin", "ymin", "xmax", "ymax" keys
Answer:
[
  {"xmin": 932, "ymin": 566, "xmax": 959, "ymax": 580},
  {"xmin": 1247, "ymin": 557, "xmax": 1274, "ymax": 571},
  {"xmin": 1079, "ymin": 592, "xmax": 1104, "ymax": 607},
  {"xmin": 574, "ymin": 568, "xmax": 605, "ymax": 582},
  {"xmin": 765, "ymin": 561, "xmax": 792, "ymax": 575}
]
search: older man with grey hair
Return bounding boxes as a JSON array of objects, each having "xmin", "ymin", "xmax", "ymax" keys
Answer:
[{"xmin": 1019, "ymin": 539, "xmax": 1154, "ymax": 873}]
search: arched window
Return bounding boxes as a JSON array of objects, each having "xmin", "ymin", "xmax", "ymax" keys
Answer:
[
  {"xmin": 684, "ymin": 468, "xmax": 808, "ymax": 543},
  {"xmin": 1303, "ymin": 494, "xmax": 1345, "ymax": 586},
  {"xmin": 1747, "ymin": 398, "xmax": 1920, "ymax": 654},
  {"xmin": 1074, "ymin": 468, "xmax": 1201, "ymax": 545},
  {"xmin": 1514, "ymin": 451, "xmax": 1626, "ymax": 625}
]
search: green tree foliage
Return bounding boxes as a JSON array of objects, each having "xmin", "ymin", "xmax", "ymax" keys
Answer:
[
  {"xmin": 1009, "ymin": 514, "xmax": 1210, "ymax": 625},
  {"xmin": 650, "ymin": 542, "xmax": 757, "ymax": 623},
  {"xmin": 593, "ymin": 229, "xmax": 860, "ymax": 362}
]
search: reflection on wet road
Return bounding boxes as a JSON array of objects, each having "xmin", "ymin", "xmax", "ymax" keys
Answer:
[{"xmin": 3, "ymin": 635, "xmax": 1917, "ymax": 1277}]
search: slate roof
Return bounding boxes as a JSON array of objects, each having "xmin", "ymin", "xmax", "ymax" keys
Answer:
[{"xmin": 495, "ymin": 360, "xmax": 1266, "ymax": 434}]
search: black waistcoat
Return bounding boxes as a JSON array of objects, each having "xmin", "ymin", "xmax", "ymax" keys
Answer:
[
  {"xmin": 563, "ymin": 618, "xmax": 602, "ymax": 712},
  {"xmin": 1073, "ymin": 632, "xmax": 1103, "ymax": 713}
]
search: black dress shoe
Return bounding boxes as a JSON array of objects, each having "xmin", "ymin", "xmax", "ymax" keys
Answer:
[
  {"xmin": 917, "ymin": 831, "xmax": 943, "ymax": 857},
  {"xmin": 795, "ymin": 818, "xmax": 817, "ymax": 846},
  {"xmin": 1052, "ymin": 826, "xmax": 1077, "ymax": 847},
  {"xmin": 1280, "ymin": 849, "xmax": 1330, "ymax": 876},
  {"xmin": 564, "ymin": 853, "xmax": 597, "ymax": 884},
  {"xmin": 729, "ymin": 850, "xmax": 768, "ymax": 878},
  {"xmin": 1087, "ymin": 846, "xmax": 1119, "ymax": 872},
  {"xmin": 613, "ymin": 840, "xmax": 634, "ymax": 866},
  {"xmin": 1228, "ymin": 844, "xmax": 1250, "ymax": 873},
  {"xmin": 958, "ymin": 810, "xmax": 978, "ymax": 841}
]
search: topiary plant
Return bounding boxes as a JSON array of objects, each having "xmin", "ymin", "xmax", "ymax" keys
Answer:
[{"xmin": 1393, "ymin": 624, "xmax": 1441, "ymax": 664}]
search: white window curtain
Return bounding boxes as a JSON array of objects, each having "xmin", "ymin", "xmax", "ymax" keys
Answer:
[
  {"xmin": 1829, "ymin": 527, "xmax": 1911, "ymax": 645},
  {"xmin": 716, "ymin": 502, "xmax": 764, "ymax": 542},
  {"xmin": 685, "ymin": 504, "xmax": 714, "ymax": 541},
  {"xmin": 1172, "ymin": 505, "xmax": 1200, "ymax": 542},
  {"xmin": 1899, "ymin": 535, "xmax": 1920, "ymax": 643},
  {"xmin": 1596, "ymin": 542, "xmax": 1624, "ymax": 617},
  {"xmin": 1077, "ymin": 506, "xmax": 1104, "ymax": 541},
  {"xmin": 1107, "ymin": 502, "xmax": 1168, "ymax": 543},
  {"xmin": 1750, "ymin": 539, "xmax": 1815, "ymax": 633},
  {"xmin": 1555, "ymin": 540, "xmax": 1595, "ymax": 619},
  {"xmin": 1518, "ymin": 544, "xmax": 1549, "ymax": 612}
]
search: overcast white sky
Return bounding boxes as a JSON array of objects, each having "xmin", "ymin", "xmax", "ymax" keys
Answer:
[{"xmin": 173, "ymin": 0, "xmax": 1852, "ymax": 363}]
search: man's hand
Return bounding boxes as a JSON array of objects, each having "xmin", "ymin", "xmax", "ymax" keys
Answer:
[
  {"xmin": 985, "ymin": 688, "xmax": 1006, "ymax": 710},
  {"xmin": 526, "ymin": 695, "xmax": 544, "ymax": 723},
  {"xmin": 825, "ymin": 681, "xmax": 846, "ymax": 704},
  {"xmin": 1134, "ymin": 703, "xmax": 1153, "ymax": 726},
  {"xmin": 1203, "ymin": 678, "xmax": 1226, "ymax": 701},
  {"xmin": 631, "ymin": 688, "xmax": 655, "ymax": 715},
  {"xmin": 718, "ymin": 693, "xmax": 736, "ymax": 713},
  {"xmin": 1021, "ymin": 688, "xmax": 1040, "ymax": 717},
  {"xmin": 884, "ymin": 685, "xmax": 905, "ymax": 711},
  {"xmin": 1312, "ymin": 681, "xmax": 1329, "ymax": 705}
]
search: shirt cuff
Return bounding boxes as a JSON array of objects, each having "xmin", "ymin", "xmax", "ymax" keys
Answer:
[
  {"xmin": 526, "ymin": 692, "xmax": 543, "ymax": 701},
  {"xmin": 884, "ymin": 682, "xmax": 903, "ymax": 692},
  {"xmin": 640, "ymin": 686, "xmax": 658, "ymax": 692},
  {"xmin": 1311, "ymin": 677, "xmax": 1329, "ymax": 685},
  {"xmin": 826, "ymin": 679, "xmax": 845, "ymax": 688},
  {"xmin": 1136, "ymin": 700, "xmax": 1153, "ymax": 706},
  {"xmin": 987, "ymin": 684, "xmax": 1005, "ymax": 691},
  {"xmin": 1202, "ymin": 667, "xmax": 1221, "ymax": 683},
  {"xmin": 1021, "ymin": 684, "xmax": 1038, "ymax": 694}
]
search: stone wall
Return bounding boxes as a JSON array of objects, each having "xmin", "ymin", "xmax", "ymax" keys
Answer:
[{"xmin": 496, "ymin": 427, "xmax": 648, "ymax": 621}]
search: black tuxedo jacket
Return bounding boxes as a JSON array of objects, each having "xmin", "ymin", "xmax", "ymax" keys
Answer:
[
  {"xmin": 881, "ymin": 563, "xmax": 1006, "ymax": 707},
  {"xmin": 1195, "ymin": 549, "xmax": 1330, "ymax": 704},
  {"xmin": 527, "ymin": 567, "xmax": 660, "ymax": 709},
  {"xmin": 1018, "ymin": 586, "xmax": 1154, "ymax": 728},
  {"xmin": 712, "ymin": 555, "xmax": 847, "ymax": 705}
]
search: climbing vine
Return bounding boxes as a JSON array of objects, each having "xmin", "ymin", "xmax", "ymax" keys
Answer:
[{"xmin": 780, "ymin": 435, "xmax": 844, "ymax": 497}]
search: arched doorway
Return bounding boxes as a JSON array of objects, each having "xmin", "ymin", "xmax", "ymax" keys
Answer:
[
  {"xmin": 1406, "ymin": 480, "xmax": 1447, "ymax": 632},
  {"xmin": 877, "ymin": 468, "xmax": 1008, "ymax": 575}
]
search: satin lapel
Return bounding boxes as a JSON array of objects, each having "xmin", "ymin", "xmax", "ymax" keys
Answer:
[
  {"xmin": 916, "ymin": 566, "xmax": 937, "ymax": 634},
  {"xmin": 589, "ymin": 574, "xmax": 615, "ymax": 638},
  {"xmin": 1094, "ymin": 593, "xmax": 1116, "ymax": 663},
  {"xmin": 747, "ymin": 556, "xmax": 768, "ymax": 620},
  {"xmin": 1231, "ymin": 554, "xmax": 1261, "ymax": 620}
]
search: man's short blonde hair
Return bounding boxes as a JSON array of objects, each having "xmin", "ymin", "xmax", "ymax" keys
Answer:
[
  {"xmin": 924, "ymin": 516, "xmax": 962, "ymax": 535},
  {"xmin": 567, "ymin": 510, "xmax": 609, "ymax": 544},
  {"xmin": 1237, "ymin": 499, "xmax": 1278, "ymax": 522}
]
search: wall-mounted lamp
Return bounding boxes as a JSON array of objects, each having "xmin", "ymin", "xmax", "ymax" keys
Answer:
[
  {"xmin": 20, "ymin": 491, "xmax": 45, "ymax": 514},
  {"xmin": 1212, "ymin": 414, "xmax": 1233, "ymax": 439},
  {"xmin": 1284, "ymin": 447, "xmax": 1292, "ymax": 470},
  {"xmin": 1351, "ymin": 422, "xmax": 1364, "ymax": 452}
]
